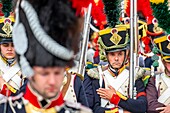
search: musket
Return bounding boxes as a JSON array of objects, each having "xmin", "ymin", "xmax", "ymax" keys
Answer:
[
  {"xmin": 77, "ymin": 3, "xmax": 92, "ymax": 76},
  {"xmin": 129, "ymin": 0, "xmax": 138, "ymax": 99}
]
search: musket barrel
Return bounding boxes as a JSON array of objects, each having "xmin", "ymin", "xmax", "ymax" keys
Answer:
[
  {"xmin": 129, "ymin": 0, "xmax": 138, "ymax": 99},
  {"xmin": 78, "ymin": 3, "xmax": 92, "ymax": 76}
]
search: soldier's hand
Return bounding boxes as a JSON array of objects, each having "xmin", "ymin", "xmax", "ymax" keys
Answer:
[
  {"xmin": 96, "ymin": 85, "xmax": 116, "ymax": 100},
  {"xmin": 0, "ymin": 76, "xmax": 5, "ymax": 89},
  {"xmin": 156, "ymin": 105, "xmax": 170, "ymax": 113}
]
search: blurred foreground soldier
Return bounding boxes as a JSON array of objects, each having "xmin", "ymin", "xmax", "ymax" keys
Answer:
[
  {"xmin": 146, "ymin": 33, "xmax": 170, "ymax": 113},
  {"xmin": 0, "ymin": 14, "xmax": 24, "ymax": 102},
  {"xmin": 0, "ymin": 0, "xmax": 92, "ymax": 113}
]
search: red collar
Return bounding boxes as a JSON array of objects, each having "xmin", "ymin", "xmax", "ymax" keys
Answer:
[{"xmin": 23, "ymin": 83, "xmax": 64, "ymax": 109}]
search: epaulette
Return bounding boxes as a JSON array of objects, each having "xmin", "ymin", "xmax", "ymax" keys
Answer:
[
  {"xmin": 87, "ymin": 65, "xmax": 108, "ymax": 79},
  {"xmin": 87, "ymin": 68, "xmax": 99, "ymax": 79},
  {"xmin": 65, "ymin": 101, "xmax": 92, "ymax": 113},
  {"xmin": 135, "ymin": 67, "xmax": 152, "ymax": 87},
  {"xmin": 135, "ymin": 67, "xmax": 164, "ymax": 86},
  {"xmin": 135, "ymin": 67, "xmax": 147, "ymax": 81}
]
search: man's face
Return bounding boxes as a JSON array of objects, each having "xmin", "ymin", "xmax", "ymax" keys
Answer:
[
  {"xmin": 163, "ymin": 60, "xmax": 170, "ymax": 76},
  {"xmin": 0, "ymin": 42, "xmax": 16, "ymax": 59},
  {"xmin": 107, "ymin": 50, "xmax": 125, "ymax": 69},
  {"xmin": 30, "ymin": 66, "xmax": 65, "ymax": 99}
]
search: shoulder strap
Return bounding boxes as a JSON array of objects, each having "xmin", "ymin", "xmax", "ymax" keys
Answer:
[{"xmin": 61, "ymin": 72, "xmax": 71, "ymax": 98}]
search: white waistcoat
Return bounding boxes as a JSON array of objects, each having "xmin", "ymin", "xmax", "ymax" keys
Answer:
[
  {"xmin": 63, "ymin": 74, "xmax": 77, "ymax": 103},
  {"xmin": 100, "ymin": 69, "xmax": 129, "ymax": 108}
]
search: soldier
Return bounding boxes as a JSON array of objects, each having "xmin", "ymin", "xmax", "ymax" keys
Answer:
[
  {"xmin": 87, "ymin": 31, "xmax": 100, "ymax": 64},
  {"xmin": 0, "ymin": 14, "xmax": 25, "ymax": 102},
  {"xmin": 0, "ymin": 0, "xmax": 92, "ymax": 113},
  {"xmin": 84, "ymin": 26, "xmax": 147, "ymax": 113},
  {"xmin": 146, "ymin": 33, "xmax": 170, "ymax": 113}
]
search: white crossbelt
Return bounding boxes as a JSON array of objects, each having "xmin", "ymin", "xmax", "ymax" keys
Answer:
[{"xmin": 2, "ymin": 63, "xmax": 20, "ymax": 83}]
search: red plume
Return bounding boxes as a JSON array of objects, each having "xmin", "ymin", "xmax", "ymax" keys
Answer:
[
  {"xmin": 70, "ymin": 0, "xmax": 106, "ymax": 29},
  {"xmin": 70, "ymin": 0, "xmax": 91, "ymax": 16},
  {"xmin": 0, "ymin": 3, "xmax": 4, "ymax": 16},
  {"xmin": 125, "ymin": 0, "xmax": 154, "ymax": 24},
  {"xmin": 91, "ymin": 0, "xmax": 106, "ymax": 29}
]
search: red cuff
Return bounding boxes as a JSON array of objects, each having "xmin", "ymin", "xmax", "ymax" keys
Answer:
[
  {"xmin": 0, "ymin": 84, "xmax": 11, "ymax": 96},
  {"xmin": 136, "ymin": 92, "xmax": 146, "ymax": 98},
  {"xmin": 110, "ymin": 94, "xmax": 121, "ymax": 105}
]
